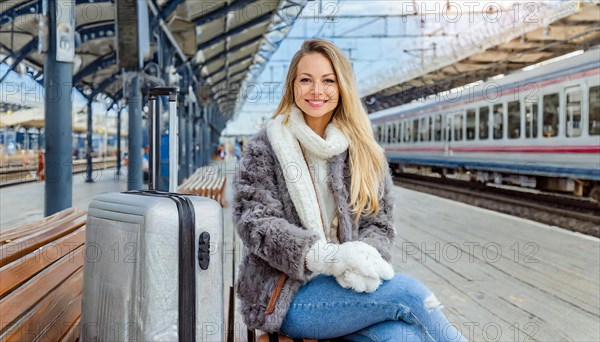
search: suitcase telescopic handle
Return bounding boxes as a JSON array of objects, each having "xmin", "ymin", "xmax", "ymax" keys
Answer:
[
  {"xmin": 148, "ymin": 87, "xmax": 179, "ymax": 191},
  {"xmin": 149, "ymin": 86, "xmax": 178, "ymax": 99}
]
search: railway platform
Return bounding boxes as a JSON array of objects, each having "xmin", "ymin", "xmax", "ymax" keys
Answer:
[{"xmin": 1, "ymin": 157, "xmax": 598, "ymax": 341}]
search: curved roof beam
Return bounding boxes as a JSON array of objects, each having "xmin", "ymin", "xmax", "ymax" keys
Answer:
[
  {"xmin": 0, "ymin": 0, "xmax": 111, "ymax": 26},
  {"xmin": 212, "ymin": 67, "xmax": 247, "ymax": 87},
  {"xmin": 108, "ymin": 88, "xmax": 124, "ymax": 109},
  {"xmin": 73, "ymin": 52, "xmax": 116, "ymax": 84},
  {"xmin": 192, "ymin": 0, "xmax": 255, "ymax": 26},
  {"xmin": 196, "ymin": 11, "xmax": 273, "ymax": 50},
  {"xmin": 150, "ymin": 0, "xmax": 184, "ymax": 29},
  {"xmin": 0, "ymin": 38, "xmax": 38, "ymax": 83},
  {"xmin": 194, "ymin": 34, "xmax": 263, "ymax": 74},
  {"xmin": 77, "ymin": 21, "xmax": 115, "ymax": 44},
  {"xmin": 89, "ymin": 71, "xmax": 120, "ymax": 99},
  {"xmin": 206, "ymin": 54, "xmax": 253, "ymax": 80},
  {"xmin": 0, "ymin": 0, "xmax": 40, "ymax": 26}
]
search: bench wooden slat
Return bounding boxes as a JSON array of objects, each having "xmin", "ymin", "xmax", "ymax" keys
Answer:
[
  {"xmin": 0, "ymin": 246, "xmax": 84, "ymax": 331},
  {"xmin": 0, "ymin": 214, "xmax": 86, "ymax": 267},
  {"xmin": 0, "ymin": 208, "xmax": 78, "ymax": 245},
  {"xmin": 0, "ymin": 269, "xmax": 82, "ymax": 341},
  {"xmin": 36, "ymin": 294, "xmax": 82, "ymax": 341},
  {"xmin": 177, "ymin": 166, "xmax": 226, "ymax": 206},
  {"xmin": 59, "ymin": 317, "xmax": 80, "ymax": 342},
  {"xmin": 257, "ymin": 333, "xmax": 318, "ymax": 342},
  {"xmin": 0, "ymin": 227, "xmax": 85, "ymax": 297}
]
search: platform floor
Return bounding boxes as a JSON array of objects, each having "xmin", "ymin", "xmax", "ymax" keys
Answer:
[
  {"xmin": 219, "ymin": 157, "xmax": 599, "ymax": 341},
  {"xmin": 0, "ymin": 168, "xmax": 127, "ymax": 231},
  {"xmin": 390, "ymin": 188, "xmax": 599, "ymax": 341},
  {"xmin": 1, "ymin": 158, "xmax": 598, "ymax": 341}
]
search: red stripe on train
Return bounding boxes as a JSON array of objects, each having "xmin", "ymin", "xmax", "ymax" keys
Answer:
[{"xmin": 385, "ymin": 145, "xmax": 600, "ymax": 153}]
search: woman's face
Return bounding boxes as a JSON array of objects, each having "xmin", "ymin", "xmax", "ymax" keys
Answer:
[{"xmin": 293, "ymin": 53, "xmax": 339, "ymax": 119}]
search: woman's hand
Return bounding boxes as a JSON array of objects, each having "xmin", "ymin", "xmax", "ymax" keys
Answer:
[
  {"xmin": 335, "ymin": 270, "xmax": 381, "ymax": 293},
  {"xmin": 305, "ymin": 240, "xmax": 395, "ymax": 288}
]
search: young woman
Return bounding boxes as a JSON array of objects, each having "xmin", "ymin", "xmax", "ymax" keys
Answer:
[{"xmin": 233, "ymin": 39, "xmax": 466, "ymax": 341}]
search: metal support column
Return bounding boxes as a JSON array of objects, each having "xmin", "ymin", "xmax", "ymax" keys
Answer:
[
  {"xmin": 127, "ymin": 75, "xmax": 143, "ymax": 190},
  {"xmin": 44, "ymin": 0, "xmax": 74, "ymax": 216},
  {"xmin": 85, "ymin": 101, "xmax": 94, "ymax": 182},
  {"xmin": 203, "ymin": 104, "xmax": 210, "ymax": 166},
  {"xmin": 193, "ymin": 102, "xmax": 201, "ymax": 169},
  {"xmin": 186, "ymin": 100, "xmax": 193, "ymax": 177},
  {"xmin": 178, "ymin": 101, "xmax": 186, "ymax": 182},
  {"xmin": 116, "ymin": 107, "xmax": 122, "ymax": 175}
]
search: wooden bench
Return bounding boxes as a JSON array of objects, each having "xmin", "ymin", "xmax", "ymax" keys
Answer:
[
  {"xmin": 178, "ymin": 166, "xmax": 227, "ymax": 207},
  {"xmin": 0, "ymin": 208, "xmax": 86, "ymax": 341},
  {"xmin": 248, "ymin": 329, "xmax": 319, "ymax": 342}
]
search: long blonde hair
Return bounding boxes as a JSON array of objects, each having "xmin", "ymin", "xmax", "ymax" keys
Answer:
[{"xmin": 272, "ymin": 38, "xmax": 388, "ymax": 220}]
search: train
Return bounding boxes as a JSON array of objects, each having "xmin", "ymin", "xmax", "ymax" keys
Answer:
[{"xmin": 370, "ymin": 48, "xmax": 600, "ymax": 199}]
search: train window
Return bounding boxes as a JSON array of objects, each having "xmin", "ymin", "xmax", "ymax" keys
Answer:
[
  {"xmin": 412, "ymin": 120, "xmax": 419, "ymax": 142},
  {"xmin": 395, "ymin": 123, "xmax": 400, "ymax": 143},
  {"xmin": 434, "ymin": 115, "xmax": 442, "ymax": 141},
  {"xmin": 525, "ymin": 103, "xmax": 538, "ymax": 138},
  {"xmin": 590, "ymin": 85, "xmax": 600, "ymax": 136},
  {"xmin": 400, "ymin": 122, "xmax": 404, "ymax": 142},
  {"xmin": 493, "ymin": 104, "xmax": 503, "ymax": 139},
  {"xmin": 453, "ymin": 114, "xmax": 463, "ymax": 141},
  {"xmin": 399, "ymin": 122, "xmax": 404, "ymax": 143},
  {"xmin": 404, "ymin": 121, "xmax": 411, "ymax": 142},
  {"xmin": 430, "ymin": 117, "xmax": 434, "ymax": 141},
  {"xmin": 387, "ymin": 124, "xmax": 393, "ymax": 144},
  {"xmin": 466, "ymin": 109, "xmax": 476, "ymax": 140},
  {"xmin": 565, "ymin": 86, "xmax": 582, "ymax": 137},
  {"xmin": 420, "ymin": 117, "xmax": 430, "ymax": 142},
  {"xmin": 479, "ymin": 106, "xmax": 489, "ymax": 140},
  {"xmin": 543, "ymin": 93, "xmax": 559, "ymax": 137},
  {"xmin": 508, "ymin": 101, "xmax": 520, "ymax": 139}
]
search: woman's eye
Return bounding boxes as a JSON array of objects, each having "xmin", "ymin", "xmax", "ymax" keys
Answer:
[
  {"xmin": 325, "ymin": 79, "xmax": 335, "ymax": 83},
  {"xmin": 300, "ymin": 78, "xmax": 311, "ymax": 83}
]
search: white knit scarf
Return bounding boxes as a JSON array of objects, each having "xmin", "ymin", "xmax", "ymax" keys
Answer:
[{"xmin": 266, "ymin": 105, "xmax": 349, "ymax": 239}]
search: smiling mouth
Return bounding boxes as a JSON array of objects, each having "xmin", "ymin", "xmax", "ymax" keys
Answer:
[{"xmin": 306, "ymin": 99, "xmax": 328, "ymax": 105}]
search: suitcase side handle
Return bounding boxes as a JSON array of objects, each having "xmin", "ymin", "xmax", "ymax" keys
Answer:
[{"xmin": 198, "ymin": 231, "xmax": 211, "ymax": 270}]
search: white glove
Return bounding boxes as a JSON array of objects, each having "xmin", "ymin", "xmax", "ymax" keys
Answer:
[
  {"xmin": 335, "ymin": 270, "xmax": 382, "ymax": 293},
  {"xmin": 305, "ymin": 240, "xmax": 394, "ymax": 281},
  {"xmin": 305, "ymin": 240, "xmax": 342, "ymax": 276}
]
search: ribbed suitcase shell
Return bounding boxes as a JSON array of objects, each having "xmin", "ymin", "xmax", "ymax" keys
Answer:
[{"xmin": 81, "ymin": 192, "xmax": 224, "ymax": 341}]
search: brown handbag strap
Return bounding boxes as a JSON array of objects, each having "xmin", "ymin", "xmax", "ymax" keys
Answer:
[{"xmin": 265, "ymin": 273, "xmax": 287, "ymax": 314}]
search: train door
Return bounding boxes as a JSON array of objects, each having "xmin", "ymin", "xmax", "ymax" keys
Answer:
[{"xmin": 444, "ymin": 114, "xmax": 452, "ymax": 155}]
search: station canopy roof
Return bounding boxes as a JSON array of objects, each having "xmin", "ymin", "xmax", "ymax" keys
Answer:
[
  {"xmin": 360, "ymin": 1, "xmax": 600, "ymax": 113},
  {"xmin": 0, "ymin": 0, "xmax": 306, "ymax": 118}
]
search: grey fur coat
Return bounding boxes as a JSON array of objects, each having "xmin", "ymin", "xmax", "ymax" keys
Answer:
[{"xmin": 232, "ymin": 129, "xmax": 397, "ymax": 332}]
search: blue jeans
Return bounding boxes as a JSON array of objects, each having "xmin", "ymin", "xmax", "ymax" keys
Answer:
[{"xmin": 280, "ymin": 274, "xmax": 467, "ymax": 341}]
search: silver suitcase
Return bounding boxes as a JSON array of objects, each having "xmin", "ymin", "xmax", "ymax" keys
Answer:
[{"xmin": 81, "ymin": 87, "xmax": 224, "ymax": 341}]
